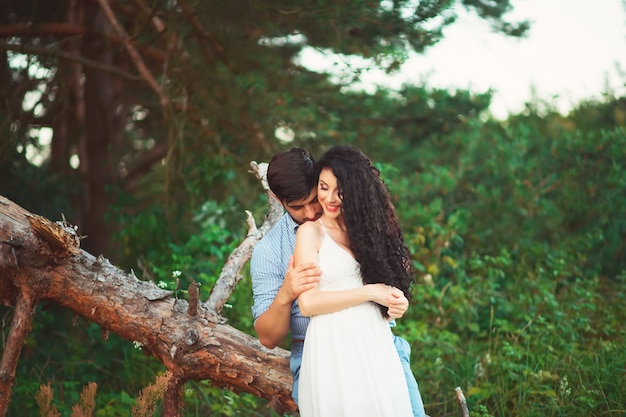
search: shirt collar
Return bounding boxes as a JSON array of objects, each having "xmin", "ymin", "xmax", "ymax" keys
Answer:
[{"xmin": 285, "ymin": 213, "xmax": 300, "ymax": 234}]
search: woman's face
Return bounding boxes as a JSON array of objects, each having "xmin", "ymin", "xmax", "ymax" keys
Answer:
[{"xmin": 318, "ymin": 167, "xmax": 342, "ymax": 218}]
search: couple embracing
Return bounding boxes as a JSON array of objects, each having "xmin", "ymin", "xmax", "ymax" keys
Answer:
[{"xmin": 251, "ymin": 145, "xmax": 426, "ymax": 417}]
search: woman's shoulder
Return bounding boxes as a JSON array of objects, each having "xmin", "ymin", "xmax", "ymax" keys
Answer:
[
  {"xmin": 294, "ymin": 220, "xmax": 324, "ymax": 260},
  {"xmin": 298, "ymin": 220, "xmax": 322, "ymax": 233},
  {"xmin": 297, "ymin": 219, "xmax": 323, "ymax": 236}
]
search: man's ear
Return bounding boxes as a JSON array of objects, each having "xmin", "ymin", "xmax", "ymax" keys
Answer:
[
  {"xmin": 270, "ymin": 192, "xmax": 282, "ymax": 204},
  {"xmin": 270, "ymin": 193, "xmax": 289, "ymax": 210}
]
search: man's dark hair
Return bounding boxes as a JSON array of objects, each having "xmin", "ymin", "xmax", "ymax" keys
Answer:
[{"xmin": 267, "ymin": 148, "xmax": 316, "ymax": 204}]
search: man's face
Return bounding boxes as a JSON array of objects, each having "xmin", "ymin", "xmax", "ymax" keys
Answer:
[{"xmin": 282, "ymin": 187, "xmax": 323, "ymax": 225}]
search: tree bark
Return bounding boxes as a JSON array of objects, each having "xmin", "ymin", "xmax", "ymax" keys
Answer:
[
  {"xmin": 49, "ymin": 0, "xmax": 84, "ymax": 176},
  {"xmin": 0, "ymin": 163, "xmax": 295, "ymax": 415},
  {"xmin": 0, "ymin": 290, "xmax": 37, "ymax": 417}
]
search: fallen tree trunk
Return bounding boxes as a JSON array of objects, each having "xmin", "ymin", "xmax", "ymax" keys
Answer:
[{"xmin": 0, "ymin": 162, "xmax": 294, "ymax": 416}]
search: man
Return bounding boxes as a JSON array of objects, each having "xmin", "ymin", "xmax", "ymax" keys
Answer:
[{"xmin": 251, "ymin": 148, "xmax": 426, "ymax": 417}]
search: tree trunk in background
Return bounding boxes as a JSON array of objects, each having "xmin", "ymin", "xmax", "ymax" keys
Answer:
[
  {"xmin": 79, "ymin": 4, "xmax": 125, "ymax": 257},
  {"xmin": 50, "ymin": 0, "xmax": 84, "ymax": 176}
]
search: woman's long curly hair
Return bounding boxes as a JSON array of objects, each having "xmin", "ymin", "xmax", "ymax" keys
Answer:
[{"xmin": 316, "ymin": 145, "xmax": 415, "ymax": 317}]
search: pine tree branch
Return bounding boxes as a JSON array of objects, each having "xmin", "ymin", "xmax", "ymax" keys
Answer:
[
  {"xmin": 95, "ymin": 0, "xmax": 169, "ymax": 108},
  {"xmin": 0, "ymin": 41, "xmax": 141, "ymax": 81}
]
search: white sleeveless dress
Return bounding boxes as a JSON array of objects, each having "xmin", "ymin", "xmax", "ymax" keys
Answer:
[{"xmin": 297, "ymin": 222, "xmax": 413, "ymax": 417}]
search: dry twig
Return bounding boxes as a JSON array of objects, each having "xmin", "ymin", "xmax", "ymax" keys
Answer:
[{"xmin": 455, "ymin": 386, "xmax": 470, "ymax": 417}]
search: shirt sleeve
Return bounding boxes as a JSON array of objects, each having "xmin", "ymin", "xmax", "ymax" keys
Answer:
[{"xmin": 250, "ymin": 240, "xmax": 284, "ymax": 322}]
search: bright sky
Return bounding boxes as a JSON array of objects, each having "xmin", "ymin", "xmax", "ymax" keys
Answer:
[
  {"xmin": 300, "ymin": 0, "xmax": 626, "ymax": 119},
  {"xmin": 403, "ymin": 0, "xmax": 626, "ymax": 118}
]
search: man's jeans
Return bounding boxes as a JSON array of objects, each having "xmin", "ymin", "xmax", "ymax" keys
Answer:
[
  {"xmin": 394, "ymin": 335, "xmax": 426, "ymax": 417},
  {"xmin": 289, "ymin": 336, "xmax": 426, "ymax": 417},
  {"xmin": 289, "ymin": 342, "xmax": 304, "ymax": 405}
]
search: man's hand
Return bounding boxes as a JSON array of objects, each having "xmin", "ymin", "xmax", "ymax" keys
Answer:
[
  {"xmin": 386, "ymin": 288, "xmax": 409, "ymax": 319},
  {"xmin": 254, "ymin": 257, "xmax": 320, "ymax": 349},
  {"xmin": 281, "ymin": 255, "xmax": 321, "ymax": 302}
]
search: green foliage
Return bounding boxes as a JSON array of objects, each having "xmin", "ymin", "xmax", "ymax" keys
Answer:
[
  {"xmin": 385, "ymin": 94, "xmax": 626, "ymax": 417},
  {"xmin": 113, "ymin": 194, "xmax": 258, "ymax": 333},
  {"xmin": 8, "ymin": 91, "xmax": 626, "ymax": 416},
  {"xmin": 1, "ymin": 2, "xmax": 623, "ymax": 416},
  {"xmin": 110, "ymin": 195, "xmax": 243, "ymax": 303},
  {"xmin": 0, "ymin": 135, "xmax": 78, "ymax": 220},
  {"xmin": 5, "ymin": 93, "xmax": 626, "ymax": 417},
  {"xmin": 181, "ymin": 381, "xmax": 282, "ymax": 417},
  {"xmin": 1, "ymin": 0, "xmax": 529, "ymax": 262},
  {"xmin": 4, "ymin": 305, "xmax": 160, "ymax": 417}
]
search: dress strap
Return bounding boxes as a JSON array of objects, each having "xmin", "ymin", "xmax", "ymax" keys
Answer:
[{"xmin": 317, "ymin": 219, "xmax": 328, "ymax": 235}]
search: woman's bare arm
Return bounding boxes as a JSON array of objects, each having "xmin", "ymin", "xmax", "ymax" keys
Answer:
[{"xmin": 294, "ymin": 222, "xmax": 398, "ymax": 316}]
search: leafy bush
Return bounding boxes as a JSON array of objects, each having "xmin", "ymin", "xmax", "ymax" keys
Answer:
[
  {"xmin": 5, "ymin": 87, "xmax": 625, "ymax": 417},
  {"xmin": 385, "ymin": 98, "xmax": 626, "ymax": 417}
]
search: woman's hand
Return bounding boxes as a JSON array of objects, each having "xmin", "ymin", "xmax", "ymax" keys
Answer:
[
  {"xmin": 386, "ymin": 289, "xmax": 409, "ymax": 319},
  {"xmin": 366, "ymin": 284, "xmax": 409, "ymax": 319}
]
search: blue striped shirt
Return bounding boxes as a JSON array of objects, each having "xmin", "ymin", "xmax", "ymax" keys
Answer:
[{"xmin": 251, "ymin": 213, "xmax": 309, "ymax": 341}]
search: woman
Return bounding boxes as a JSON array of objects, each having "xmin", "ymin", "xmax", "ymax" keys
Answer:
[{"xmin": 294, "ymin": 145, "xmax": 416, "ymax": 417}]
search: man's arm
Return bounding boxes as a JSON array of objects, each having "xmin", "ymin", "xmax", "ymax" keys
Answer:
[{"xmin": 252, "ymin": 255, "xmax": 320, "ymax": 349}]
